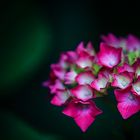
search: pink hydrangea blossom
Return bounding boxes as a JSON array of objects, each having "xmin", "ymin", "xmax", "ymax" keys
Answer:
[
  {"xmin": 70, "ymin": 85, "xmax": 94, "ymax": 101},
  {"xmin": 51, "ymin": 89, "xmax": 71, "ymax": 106},
  {"xmin": 75, "ymin": 71, "xmax": 95, "ymax": 85},
  {"xmin": 114, "ymin": 87, "xmax": 140, "ymax": 119},
  {"xmin": 98, "ymin": 43, "xmax": 122, "ymax": 68},
  {"xmin": 43, "ymin": 34, "xmax": 140, "ymax": 132},
  {"xmin": 111, "ymin": 71, "xmax": 133, "ymax": 89},
  {"xmin": 91, "ymin": 74, "xmax": 109, "ymax": 92},
  {"xmin": 62, "ymin": 99, "xmax": 102, "ymax": 132}
]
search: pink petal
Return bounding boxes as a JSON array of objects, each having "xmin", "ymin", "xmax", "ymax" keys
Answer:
[
  {"xmin": 98, "ymin": 43, "xmax": 122, "ymax": 68},
  {"xmin": 98, "ymin": 68, "xmax": 113, "ymax": 82},
  {"xmin": 76, "ymin": 42, "xmax": 95, "ymax": 56},
  {"xmin": 132, "ymin": 77, "xmax": 140, "ymax": 96},
  {"xmin": 62, "ymin": 100, "xmax": 102, "ymax": 132},
  {"xmin": 101, "ymin": 33, "xmax": 127, "ymax": 50},
  {"xmin": 65, "ymin": 70, "xmax": 77, "ymax": 84},
  {"xmin": 62, "ymin": 100, "xmax": 78, "ymax": 117},
  {"xmin": 75, "ymin": 42, "xmax": 95, "ymax": 68},
  {"xmin": 49, "ymin": 79, "xmax": 65, "ymax": 94},
  {"xmin": 51, "ymin": 64, "xmax": 66, "ymax": 80},
  {"xmin": 117, "ymin": 63, "xmax": 134, "ymax": 73},
  {"xmin": 86, "ymin": 41, "xmax": 95, "ymax": 56},
  {"xmin": 117, "ymin": 102, "xmax": 140, "ymax": 119},
  {"xmin": 76, "ymin": 56, "xmax": 94, "ymax": 68},
  {"xmin": 101, "ymin": 33, "xmax": 120, "ymax": 48},
  {"xmin": 51, "ymin": 90, "xmax": 70, "ymax": 106},
  {"xmin": 76, "ymin": 42, "xmax": 85, "ymax": 55},
  {"xmin": 66, "ymin": 51, "xmax": 78, "ymax": 63},
  {"xmin": 59, "ymin": 53, "xmax": 69, "ymax": 68},
  {"xmin": 111, "ymin": 72, "xmax": 133, "ymax": 89},
  {"xmin": 74, "ymin": 112, "xmax": 95, "ymax": 132},
  {"xmin": 126, "ymin": 35, "xmax": 140, "ymax": 51},
  {"xmin": 75, "ymin": 71, "xmax": 95, "ymax": 85},
  {"xmin": 70, "ymin": 85, "xmax": 93, "ymax": 101},
  {"xmin": 114, "ymin": 88, "xmax": 140, "ymax": 119},
  {"xmin": 91, "ymin": 74, "xmax": 108, "ymax": 91}
]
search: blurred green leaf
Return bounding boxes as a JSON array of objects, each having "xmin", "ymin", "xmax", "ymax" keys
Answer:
[{"xmin": 0, "ymin": 7, "xmax": 52, "ymax": 93}]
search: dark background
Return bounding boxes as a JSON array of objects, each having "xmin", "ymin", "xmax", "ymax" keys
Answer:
[{"xmin": 1, "ymin": 1, "xmax": 140, "ymax": 140}]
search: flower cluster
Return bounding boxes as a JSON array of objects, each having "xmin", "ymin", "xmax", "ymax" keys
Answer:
[{"xmin": 43, "ymin": 33, "xmax": 140, "ymax": 132}]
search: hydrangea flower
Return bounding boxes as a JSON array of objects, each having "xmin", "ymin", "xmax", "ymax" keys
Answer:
[
  {"xmin": 43, "ymin": 34, "xmax": 140, "ymax": 132},
  {"xmin": 97, "ymin": 43, "xmax": 122, "ymax": 68},
  {"xmin": 114, "ymin": 87, "xmax": 140, "ymax": 119}
]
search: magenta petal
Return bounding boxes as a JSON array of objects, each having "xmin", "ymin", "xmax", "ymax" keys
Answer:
[
  {"xmin": 86, "ymin": 41, "xmax": 95, "ymax": 56},
  {"xmin": 49, "ymin": 79, "xmax": 65, "ymax": 94},
  {"xmin": 51, "ymin": 90, "xmax": 70, "ymax": 106},
  {"xmin": 101, "ymin": 33, "xmax": 120, "ymax": 48},
  {"xmin": 71, "ymin": 85, "xmax": 93, "ymax": 101},
  {"xmin": 51, "ymin": 64, "xmax": 66, "ymax": 80},
  {"xmin": 76, "ymin": 41, "xmax": 95, "ymax": 57},
  {"xmin": 62, "ymin": 100, "xmax": 102, "ymax": 132},
  {"xmin": 76, "ymin": 42, "xmax": 85, "ymax": 54},
  {"xmin": 66, "ymin": 51, "xmax": 78, "ymax": 63},
  {"xmin": 65, "ymin": 70, "xmax": 77, "ymax": 84},
  {"xmin": 117, "ymin": 63, "xmax": 134, "ymax": 73},
  {"xmin": 98, "ymin": 68, "xmax": 113, "ymax": 82},
  {"xmin": 114, "ymin": 88, "xmax": 140, "ymax": 119},
  {"xmin": 131, "ymin": 77, "xmax": 140, "ymax": 96},
  {"xmin": 76, "ymin": 56, "xmax": 94, "ymax": 68},
  {"xmin": 62, "ymin": 100, "xmax": 78, "ymax": 117},
  {"xmin": 74, "ymin": 113, "xmax": 95, "ymax": 132},
  {"xmin": 75, "ymin": 71, "xmax": 95, "ymax": 85},
  {"xmin": 126, "ymin": 35, "xmax": 140, "ymax": 51},
  {"xmin": 98, "ymin": 43, "xmax": 122, "ymax": 68},
  {"xmin": 111, "ymin": 72, "xmax": 133, "ymax": 89},
  {"xmin": 91, "ymin": 74, "xmax": 108, "ymax": 91},
  {"xmin": 117, "ymin": 102, "xmax": 140, "ymax": 119}
]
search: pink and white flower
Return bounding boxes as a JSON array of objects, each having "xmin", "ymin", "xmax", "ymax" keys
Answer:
[
  {"xmin": 70, "ymin": 85, "xmax": 94, "ymax": 101},
  {"xmin": 75, "ymin": 71, "xmax": 95, "ymax": 85},
  {"xmin": 98, "ymin": 43, "xmax": 122, "ymax": 68},
  {"xmin": 76, "ymin": 55, "xmax": 94, "ymax": 68},
  {"xmin": 114, "ymin": 87, "xmax": 140, "ymax": 119},
  {"xmin": 51, "ymin": 89, "xmax": 71, "ymax": 106},
  {"xmin": 111, "ymin": 72, "xmax": 133, "ymax": 89},
  {"xmin": 76, "ymin": 42, "xmax": 95, "ymax": 57},
  {"xmin": 91, "ymin": 74, "xmax": 109, "ymax": 91},
  {"xmin": 65, "ymin": 70, "xmax": 77, "ymax": 84},
  {"xmin": 62, "ymin": 99, "xmax": 102, "ymax": 132},
  {"xmin": 75, "ymin": 42, "xmax": 95, "ymax": 68}
]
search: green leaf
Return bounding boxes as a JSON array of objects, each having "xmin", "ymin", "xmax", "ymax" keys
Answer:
[{"xmin": 93, "ymin": 64, "xmax": 101, "ymax": 75}]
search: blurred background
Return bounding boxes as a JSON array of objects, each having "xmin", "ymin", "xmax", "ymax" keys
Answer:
[{"xmin": 1, "ymin": 0, "xmax": 140, "ymax": 140}]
